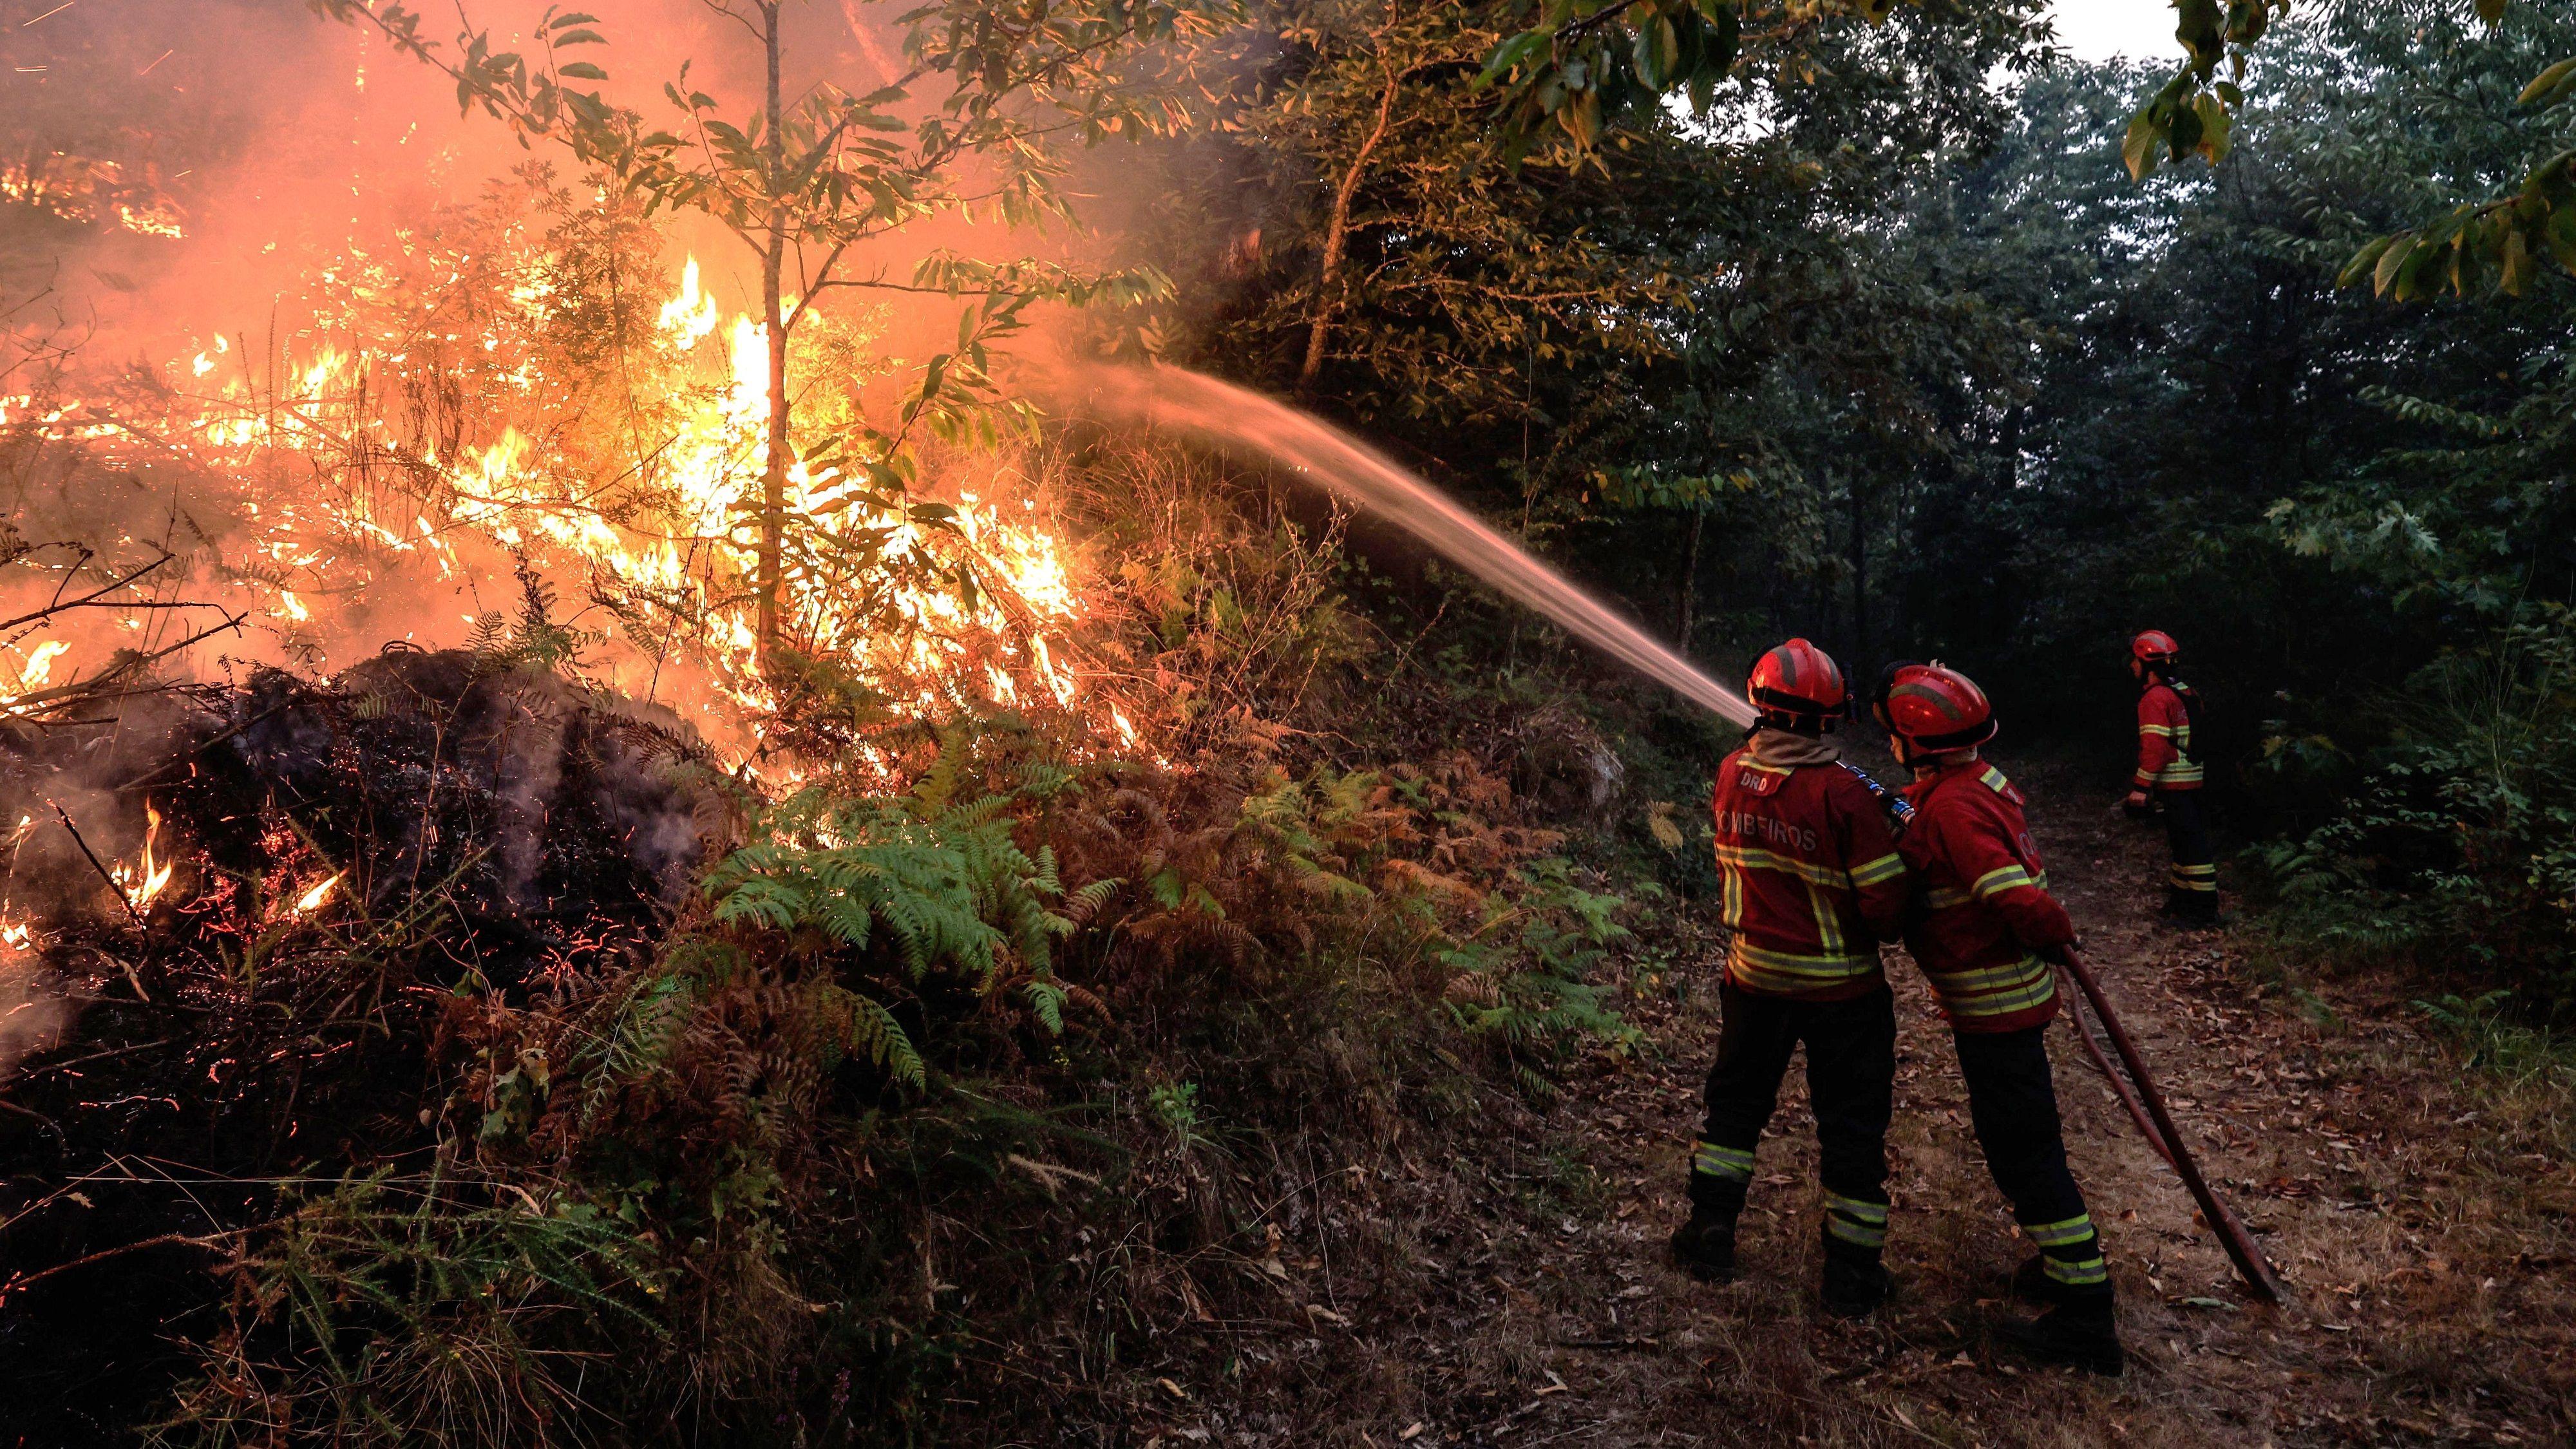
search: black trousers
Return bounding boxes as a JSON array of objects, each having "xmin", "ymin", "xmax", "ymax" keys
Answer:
[
  {"xmin": 1690, "ymin": 980, "xmax": 1893, "ymax": 1260},
  {"xmin": 2161, "ymin": 787, "xmax": 2217, "ymax": 915},
  {"xmin": 1953, "ymin": 1025, "xmax": 2111, "ymax": 1300}
]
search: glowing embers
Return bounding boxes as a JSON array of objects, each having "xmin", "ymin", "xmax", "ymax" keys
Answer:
[{"xmin": 290, "ymin": 873, "xmax": 341, "ymax": 916}]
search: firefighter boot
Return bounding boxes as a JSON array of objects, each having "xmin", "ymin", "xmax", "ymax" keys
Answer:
[
  {"xmin": 2159, "ymin": 889, "xmax": 2221, "ymax": 927},
  {"xmin": 1819, "ymin": 1243, "xmax": 1890, "ymax": 1320},
  {"xmin": 2012, "ymin": 1255, "xmax": 2074, "ymax": 1307},
  {"xmin": 2000, "ymin": 1296, "xmax": 2124, "ymax": 1376},
  {"xmin": 1668, "ymin": 1208, "xmax": 1738, "ymax": 1282}
]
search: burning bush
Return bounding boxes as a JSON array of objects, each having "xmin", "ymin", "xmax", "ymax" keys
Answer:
[{"xmin": 0, "ymin": 424, "xmax": 1662, "ymax": 1443}]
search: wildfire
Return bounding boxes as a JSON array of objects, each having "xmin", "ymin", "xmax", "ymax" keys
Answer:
[
  {"xmin": 75, "ymin": 238, "xmax": 1104, "ymax": 755},
  {"xmin": 111, "ymin": 802, "xmax": 176, "ymax": 911},
  {"xmin": 291, "ymin": 874, "xmax": 341, "ymax": 916},
  {"xmin": 0, "ymin": 641, "xmax": 71, "ymax": 714},
  {"xmin": 0, "ymin": 205, "xmax": 1159, "ymax": 779}
]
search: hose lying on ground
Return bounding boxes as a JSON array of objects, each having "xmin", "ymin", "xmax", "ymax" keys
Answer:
[{"xmin": 2057, "ymin": 950, "xmax": 2289, "ymax": 1305}]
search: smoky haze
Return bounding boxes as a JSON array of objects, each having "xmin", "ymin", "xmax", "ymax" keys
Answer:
[
  {"xmin": 0, "ymin": 0, "xmax": 1135, "ymax": 697},
  {"xmin": 2, "ymin": 0, "xmax": 936, "ymax": 352}
]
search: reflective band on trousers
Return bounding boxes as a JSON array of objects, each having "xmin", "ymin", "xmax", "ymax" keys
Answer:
[
  {"xmin": 2023, "ymin": 1213, "xmax": 2094, "ymax": 1247},
  {"xmin": 1692, "ymin": 1140, "xmax": 1754, "ymax": 1183},
  {"xmin": 2044, "ymin": 1253, "xmax": 2109, "ymax": 1286},
  {"xmin": 1824, "ymin": 1192, "xmax": 1888, "ymax": 1249}
]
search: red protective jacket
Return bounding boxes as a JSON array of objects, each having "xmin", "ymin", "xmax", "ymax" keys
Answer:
[
  {"xmin": 1710, "ymin": 734, "xmax": 1908, "ymax": 1000},
  {"xmin": 2134, "ymin": 681, "xmax": 2203, "ymax": 791},
  {"xmin": 1897, "ymin": 759, "xmax": 2074, "ymax": 1033}
]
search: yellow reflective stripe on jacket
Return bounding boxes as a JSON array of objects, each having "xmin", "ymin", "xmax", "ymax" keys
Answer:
[
  {"xmin": 1927, "ymin": 867, "xmax": 2046, "ymax": 913},
  {"xmin": 1849, "ymin": 851, "xmax": 1906, "ymax": 887},
  {"xmin": 1714, "ymin": 844, "xmax": 1853, "ymax": 890},
  {"xmin": 1921, "ymin": 955, "xmax": 2056, "ymax": 1020},
  {"xmin": 1971, "ymin": 864, "xmax": 2036, "ymax": 899},
  {"xmin": 1808, "ymin": 882, "xmax": 1847, "ymax": 957},
  {"xmin": 2140, "ymin": 723, "xmax": 2201, "ymax": 784},
  {"xmin": 1727, "ymin": 938, "xmax": 1881, "ymax": 994}
]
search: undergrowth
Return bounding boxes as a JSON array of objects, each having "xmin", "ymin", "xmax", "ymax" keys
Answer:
[
  {"xmin": 133, "ymin": 439, "xmax": 1665, "ymax": 1446},
  {"xmin": 2252, "ymin": 607, "xmax": 2576, "ymax": 1020}
]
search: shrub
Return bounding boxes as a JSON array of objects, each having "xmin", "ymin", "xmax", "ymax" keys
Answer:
[{"xmin": 2258, "ymin": 608, "xmax": 2576, "ymax": 1013}]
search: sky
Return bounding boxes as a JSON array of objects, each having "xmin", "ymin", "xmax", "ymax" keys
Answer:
[{"xmin": 2049, "ymin": 1, "xmax": 2181, "ymax": 62}]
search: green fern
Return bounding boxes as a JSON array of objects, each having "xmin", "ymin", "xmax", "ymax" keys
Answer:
[{"xmin": 697, "ymin": 776, "xmax": 1084, "ymax": 1090}]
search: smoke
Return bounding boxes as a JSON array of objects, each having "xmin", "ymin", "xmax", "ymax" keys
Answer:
[{"xmin": 0, "ymin": 941, "xmax": 70, "ymax": 1082}]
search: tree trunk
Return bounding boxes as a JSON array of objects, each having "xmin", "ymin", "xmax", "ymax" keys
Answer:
[
  {"xmin": 1848, "ymin": 475, "xmax": 1869, "ymax": 672},
  {"xmin": 756, "ymin": 2, "xmax": 790, "ymax": 668},
  {"xmin": 1299, "ymin": 55, "xmax": 1401, "ymax": 393},
  {"xmin": 1676, "ymin": 509, "xmax": 1703, "ymax": 650}
]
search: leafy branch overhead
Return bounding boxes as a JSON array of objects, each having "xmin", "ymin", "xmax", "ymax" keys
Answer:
[
  {"xmin": 2117, "ymin": 0, "xmax": 2292, "ymax": 178},
  {"xmin": 1476, "ymin": 1, "xmax": 1909, "ymax": 160},
  {"xmin": 1474, "ymin": 1, "xmax": 2576, "ymax": 309},
  {"xmin": 2340, "ymin": 8, "xmax": 2576, "ymax": 301},
  {"xmin": 2097, "ymin": 0, "xmax": 2574, "ymax": 304}
]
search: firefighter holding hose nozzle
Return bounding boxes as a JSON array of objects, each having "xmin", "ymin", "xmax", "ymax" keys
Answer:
[
  {"xmin": 1875, "ymin": 661, "xmax": 2125, "ymax": 1375},
  {"xmin": 2125, "ymin": 630, "xmax": 2219, "ymax": 925},
  {"xmin": 1671, "ymin": 639, "xmax": 1908, "ymax": 1319}
]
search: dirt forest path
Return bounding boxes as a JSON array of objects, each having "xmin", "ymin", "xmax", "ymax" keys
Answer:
[{"xmin": 1180, "ymin": 749, "xmax": 2576, "ymax": 1448}]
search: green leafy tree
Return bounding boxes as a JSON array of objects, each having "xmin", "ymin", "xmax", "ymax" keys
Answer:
[{"xmin": 1131, "ymin": 0, "xmax": 2038, "ymax": 674}]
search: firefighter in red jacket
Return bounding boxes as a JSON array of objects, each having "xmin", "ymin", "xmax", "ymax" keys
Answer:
[
  {"xmin": 2125, "ymin": 630, "xmax": 2217, "ymax": 923},
  {"xmin": 1671, "ymin": 639, "xmax": 1909, "ymax": 1318},
  {"xmin": 1874, "ymin": 661, "xmax": 2123, "ymax": 1375}
]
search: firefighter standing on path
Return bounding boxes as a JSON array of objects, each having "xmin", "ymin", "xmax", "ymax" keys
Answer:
[
  {"xmin": 1875, "ymin": 661, "xmax": 2125, "ymax": 1375},
  {"xmin": 2125, "ymin": 630, "xmax": 2217, "ymax": 924},
  {"xmin": 1671, "ymin": 639, "xmax": 1909, "ymax": 1318}
]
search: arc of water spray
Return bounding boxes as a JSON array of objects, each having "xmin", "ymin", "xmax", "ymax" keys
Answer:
[
  {"xmin": 1080, "ymin": 369, "xmax": 2300, "ymax": 1302},
  {"xmin": 1084, "ymin": 366, "xmax": 1761, "ymax": 730}
]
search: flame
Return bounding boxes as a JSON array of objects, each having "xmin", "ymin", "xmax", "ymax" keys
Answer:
[
  {"xmin": 17, "ymin": 237, "xmax": 1130, "ymax": 771},
  {"xmin": 117, "ymin": 204, "xmax": 187, "ymax": 240},
  {"xmin": 0, "ymin": 641, "xmax": 71, "ymax": 714},
  {"xmin": 292, "ymin": 874, "xmax": 341, "ymax": 916},
  {"xmin": 111, "ymin": 801, "xmax": 176, "ymax": 911}
]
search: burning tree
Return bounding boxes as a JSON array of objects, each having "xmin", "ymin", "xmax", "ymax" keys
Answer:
[{"xmin": 314, "ymin": 0, "xmax": 1208, "ymax": 667}]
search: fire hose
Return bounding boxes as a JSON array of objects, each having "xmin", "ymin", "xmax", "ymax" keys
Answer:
[
  {"xmin": 1839, "ymin": 762, "xmax": 2286, "ymax": 1302},
  {"xmin": 2055, "ymin": 949, "xmax": 2288, "ymax": 1305}
]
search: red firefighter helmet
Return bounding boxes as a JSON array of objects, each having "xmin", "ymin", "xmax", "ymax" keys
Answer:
[
  {"xmin": 1748, "ymin": 638, "xmax": 1848, "ymax": 721},
  {"xmin": 2131, "ymin": 629, "xmax": 2181, "ymax": 665},
  {"xmin": 1873, "ymin": 661, "xmax": 1996, "ymax": 752}
]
